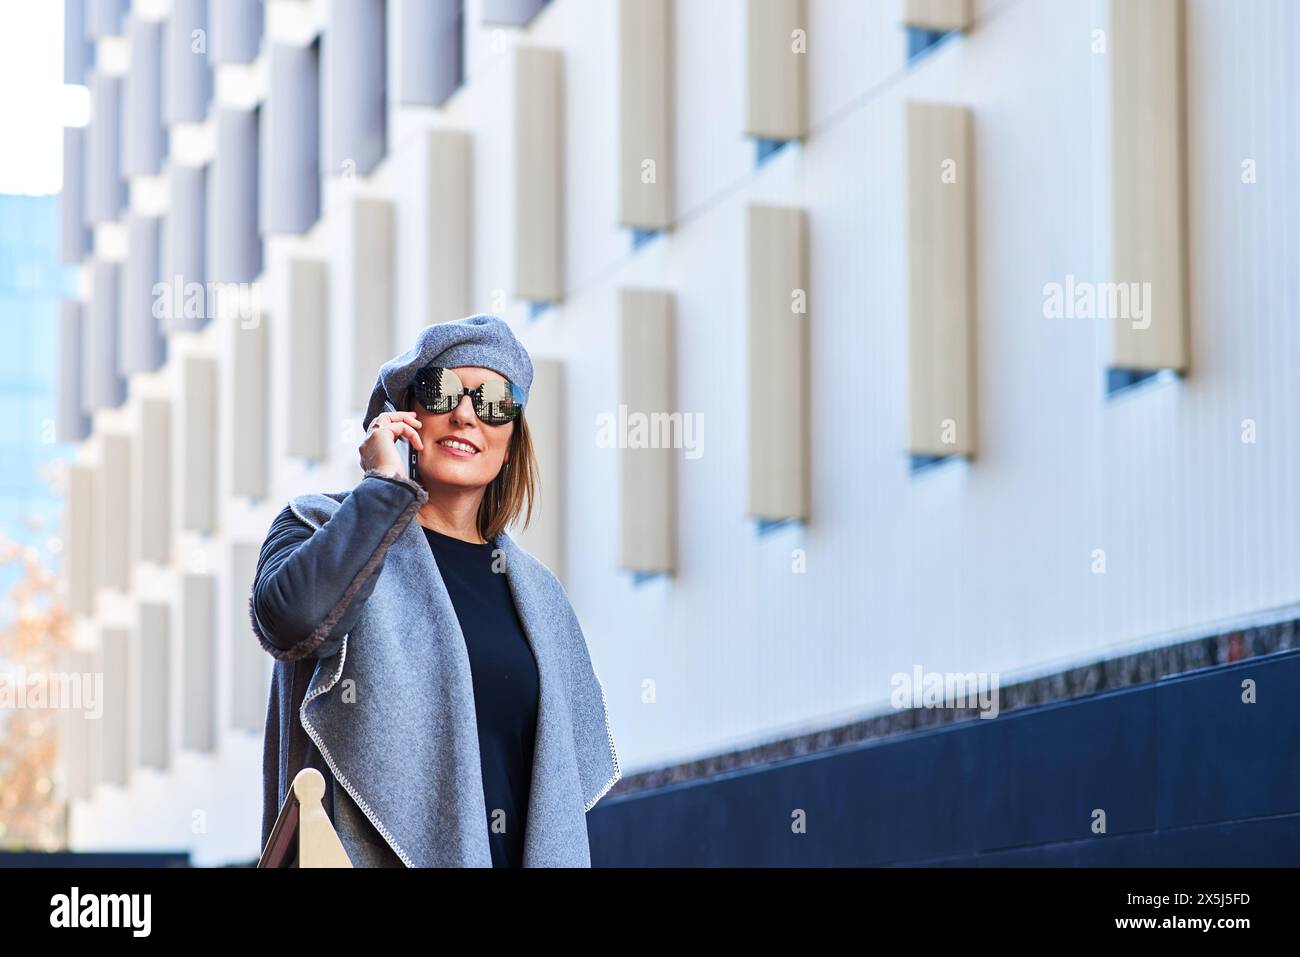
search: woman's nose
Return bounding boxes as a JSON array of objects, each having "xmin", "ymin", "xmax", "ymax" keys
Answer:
[{"xmin": 449, "ymin": 393, "xmax": 475, "ymax": 426}]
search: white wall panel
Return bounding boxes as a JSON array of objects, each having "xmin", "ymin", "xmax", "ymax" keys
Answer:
[
  {"xmin": 182, "ymin": 573, "xmax": 218, "ymax": 752},
  {"xmin": 97, "ymin": 431, "xmax": 132, "ymax": 592},
  {"xmin": 98, "ymin": 626, "xmax": 130, "ymax": 787},
  {"xmin": 263, "ymin": 40, "xmax": 320, "ymax": 234},
  {"xmin": 394, "ymin": 129, "xmax": 470, "ymax": 344},
  {"xmin": 618, "ymin": 0, "xmax": 673, "ymax": 230},
  {"xmin": 181, "ymin": 354, "xmax": 219, "ymax": 532},
  {"xmin": 620, "ymin": 289, "xmax": 676, "ymax": 573},
  {"xmin": 60, "ymin": 127, "xmax": 91, "ymax": 264},
  {"xmin": 136, "ymin": 602, "xmax": 171, "ymax": 770},
  {"xmin": 905, "ymin": 101, "xmax": 976, "ymax": 458},
  {"xmin": 123, "ymin": 16, "xmax": 166, "ymax": 177},
  {"xmin": 210, "ymin": 108, "xmax": 261, "ymax": 282},
  {"xmin": 66, "ymin": 463, "xmax": 97, "ymax": 616},
  {"xmin": 513, "ymin": 46, "xmax": 563, "ymax": 303},
  {"xmin": 165, "ymin": 0, "xmax": 213, "ymax": 124},
  {"xmin": 229, "ymin": 305, "xmax": 269, "ymax": 498},
  {"xmin": 345, "ymin": 197, "xmax": 394, "ymax": 410},
  {"xmin": 164, "ymin": 162, "xmax": 208, "ymax": 333},
  {"xmin": 747, "ymin": 205, "xmax": 808, "ymax": 521},
  {"xmin": 229, "ymin": 541, "xmax": 268, "ymax": 733},
  {"xmin": 136, "ymin": 397, "xmax": 173, "ymax": 565},
  {"xmin": 86, "ymin": 72, "xmax": 127, "ymax": 223},
  {"xmin": 392, "ymin": 0, "xmax": 463, "ymax": 107},
  {"xmin": 58, "ymin": 302, "xmax": 92, "ymax": 443},
  {"xmin": 211, "ymin": 0, "xmax": 264, "ymax": 64},
  {"xmin": 324, "ymin": 0, "xmax": 386, "ymax": 176},
  {"xmin": 120, "ymin": 213, "xmax": 165, "ymax": 375},
  {"xmin": 286, "ymin": 259, "xmax": 329, "ymax": 461},
  {"xmin": 1108, "ymin": 0, "xmax": 1188, "ymax": 372}
]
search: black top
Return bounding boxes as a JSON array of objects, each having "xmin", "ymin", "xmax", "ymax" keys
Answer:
[{"xmin": 422, "ymin": 525, "xmax": 540, "ymax": 868}]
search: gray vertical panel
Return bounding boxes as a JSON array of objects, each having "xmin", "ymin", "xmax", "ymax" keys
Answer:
[
  {"xmin": 120, "ymin": 214, "xmax": 165, "ymax": 375},
  {"xmin": 230, "ymin": 311, "xmax": 268, "ymax": 497},
  {"xmin": 182, "ymin": 573, "xmax": 217, "ymax": 752},
  {"xmin": 349, "ymin": 197, "xmax": 393, "ymax": 409},
  {"xmin": 86, "ymin": 73, "xmax": 127, "ymax": 223},
  {"xmin": 745, "ymin": 0, "xmax": 806, "ymax": 140},
  {"xmin": 137, "ymin": 603, "xmax": 171, "ymax": 770},
  {"xmin": 482, "ymin": 0, "xmax": 548, "ymax": 26},
  {"xmin": 58, "ymin": 302, "xmax": 91, "ymax": 442},
  {"xmin": 210, "ymin": 0, "xmax": 263, "ymax": 64},
  {"xmin": 229, "ymin": 542, "xmax": 267, "ymax": 732},
  {"xmin": 122, "ymin": 17, "xmax": 166, "ymax": 177},
  {"xmin": 287, "ymin": 259, "xmax": 328, "ymax": 460},
  {"xmin": 60, "ymin": 127, "xmax": 91, "ymax": 264},
  {"xmin": 137, "ymin": 397, "xmax": 172, "ymax": 564},
  {"xmin": 747, "ymin": 205, "xmax": 809, "ymax": 520},
  {"xmin": 86, "ymin": 0, "xmax": 128, "ymax": 37},
  {"xmin": 324, "ymin": 0, "xmax": 386, "ymax": 176},
  {"xmin": 513, "ymin": 47, "xmax": 563, "ymax": 302},
  {"xmin": 99, "ymin": 627, "xmax": 130, "ymax": 787},
  {"xmin": 182, "ymin": 356, "xmax": 219, "ymax": 532},
  {"xmin": 618, "ymin": 0, "xmax": 673, "ymax": 229},
  {"xmin": 83, "ymin": 260, "xmax": 127, "ymax": 412},
  {"xmin": 619, "ymin": 289, "xmax": 676, "ymax": 573},
  {"xmin": 166, "ymin": 0, "xmax": 212, "ymax": 124},
  {"xmin": 65, "ymin": 0, "xmax": 94, "ymax": 85},
  {"xmin": 66, "ymin": 464, "xmax": 97, "ymax": 615},
  {"xmin": 60, "ymin": 649, "xmax": 96, "ymax": 800},
  {"xmin": 397, "ymin": 0, "xmax": 463, "ymax": 106},
  {"xmin": 164, "ymin": 163, "xmax": 207, "ymax": 333},
  {"xmin": 98, "ymin": 432, "xmax": 132, "ymax": 592},
  {"xmin": 210, "ymin": 108, "xmax": 261, "ymax": 282},
  {"xmin": 264, "ymin": 42, "xmax": 320, "ymax": 233}
]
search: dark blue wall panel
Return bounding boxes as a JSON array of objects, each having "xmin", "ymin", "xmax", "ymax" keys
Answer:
[{"xmin": 589, "ymin": 650, "xmax": 1300, "ymax": 867}]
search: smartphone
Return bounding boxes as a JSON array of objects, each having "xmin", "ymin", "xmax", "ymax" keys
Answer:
[{"xmin": 382, "ymin": 399, "xmax": 415, "ymax": 479}]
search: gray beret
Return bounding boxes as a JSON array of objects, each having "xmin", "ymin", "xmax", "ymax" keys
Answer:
[{"xmin": 362, "ymin": 313, "xmax": 535, "ymax": 432}]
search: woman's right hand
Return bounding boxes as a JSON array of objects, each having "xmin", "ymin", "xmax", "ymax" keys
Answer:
[{"xmin": 359, "ymin": 410, "xmax": 424, "ymax": 480}]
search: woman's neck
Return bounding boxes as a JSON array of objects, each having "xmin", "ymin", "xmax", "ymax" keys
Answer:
[{"xmin": 415, "ymin": 484, "xmax": 488, "ymax": 544}]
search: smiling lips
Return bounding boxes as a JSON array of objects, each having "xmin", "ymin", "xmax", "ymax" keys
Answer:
[{"xmin": 436, "ymin": 436, "xmax": 480, "ymax": 457}]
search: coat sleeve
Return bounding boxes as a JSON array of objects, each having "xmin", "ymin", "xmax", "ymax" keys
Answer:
[{"xmin": 249, "ymin": 469, "xmax": 428, "ymax": 662}]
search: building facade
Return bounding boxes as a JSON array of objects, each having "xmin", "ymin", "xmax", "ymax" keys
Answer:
[{"xmin": 55, "ymin": 0, "xmax": 1300, "ymax": 865}]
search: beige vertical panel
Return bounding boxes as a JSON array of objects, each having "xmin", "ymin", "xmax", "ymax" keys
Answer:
[
  {"xmin": 136, "ymin": 397, "xmax": 172, "ymax": 565},
  {"xmin": 514, "ymin": 47, "xmax": 563, "ymax": 302},
  {"xmin": 182, "ymin": 572, "xmax": 217, "ymax": 752},
  {"xmin": 100, "ymin": 627, "xmax": 130, "ymax": 787},
  {"xmin": 230, "ymin": 308, "xmax": 269, "ymax": 498},
  {"xmin": 288, "ymin": 259, "xmax": 329, "ymax": 460},
  {"xmin": 395, "ymin": 129, "xmax": 470, "ymax": 345},
  {"xmin": 747, "ymin": 205, "xmax": 809, "ymax": 520},
  {"xmin": 512, "ymin": 359, "xmax": 564, "ymax": 582},
  {"xmin": 181, "ymin": 355, "xmax": 219, "ymax": 532},
  {"xmin": 906, "ymin": 101, "xmax": 976, "ymax": 457},
  {"xmin": 618, "ymin": 0, "xmax": 672, "ymax": 229},
  {"xmin": 67, "ymin": 463, "xmax": 97, "ymax": 616},
  {"xmin": 348, "ymin": 197, "xmax": 394, "ymax": 410},
  {"xmin": 1108, "ymin": 0, "xmax": 1187, "ymax": 372},
  {"xmin": 745, "ymin": 0, "xmax": 806, "ymax": 141},
  {"xmin": 136, "ymin": 602, "xmax": 170, "ymax": 770},
  {"xmin": 230, "ymin": 541, "xmax": 268, "ymax": 733},
  {"xmin": 59, "ymin": 648, "xmax": 96, "ymax": 801},
  {"xmin": 98, "ymin": 432, "xmax": 132, "ymax": 591},
  {"xmin": 902, "ymin": 0, "xmax": 972, "ymax": 31},
  {"xmin": 620, "ymin": 290, "xmax": 676, "ymax": 572}
]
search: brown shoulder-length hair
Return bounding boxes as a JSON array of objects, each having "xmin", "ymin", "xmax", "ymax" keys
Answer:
[{"xmin": 401, "ymin": 385, "xmax": 539, "ymax": 542}]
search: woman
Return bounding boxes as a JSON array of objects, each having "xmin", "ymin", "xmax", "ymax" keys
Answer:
[{"xmin": 249, "ymin": 313, "xmax": 621, "ymax": 867}]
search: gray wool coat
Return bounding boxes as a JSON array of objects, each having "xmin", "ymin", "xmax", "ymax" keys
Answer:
[{"xmin": 249, "ymin": 468, "xmax": 622, "ymax": 867}]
